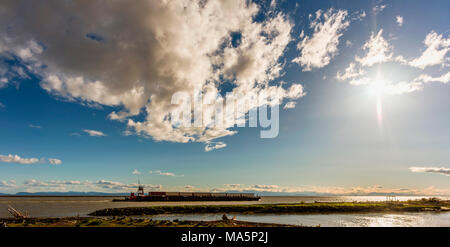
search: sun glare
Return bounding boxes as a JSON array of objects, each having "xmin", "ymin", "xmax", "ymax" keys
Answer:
[
  {"xmin": 367, "ymin": 74, "xmax": 388, "ymax": 128},
  {"xmin": 368, "ymin": 75, "xmax": 388, "ymax": 98}
]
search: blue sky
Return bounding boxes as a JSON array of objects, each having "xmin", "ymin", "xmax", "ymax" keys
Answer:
[{"xmin": 0, "ymin": 0, "xmax": 449, "ymax": 195}]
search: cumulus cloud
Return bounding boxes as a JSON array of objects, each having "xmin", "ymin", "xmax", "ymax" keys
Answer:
[
  {"xmin": 355, "ymin": 30, "xmax": 395, "ymax": 66},
  {"xmin": 0, "ymin": 180, "xmax": 16, "ymax": 188},
  {"xmin": 0, "ymin": 154, "xmax": 62, "ymax": 165},
  {"xmin": 19, "ymin": 179, "xmax": 161, "ymax": 192},
  {"xmin": 336, "ymin": 29, "xmax": 449, "ymax": 95},
  {"xmin": 0, "ymin": 0, "xmax": 303, "ymax": 150},
  {"xmin": 24, "ymin": 179, "xmax": 83, "ymax": 187},
  {"xmin": 368, "ymin": 71, "xmax": 450, "ymax": 95},
  {"xmin": 372, "ymin": 4, "xmax": 386, "ymax": 15},
  {"xmin": 252, "ymin": 184, "xmax": 279, "ymax": 190},
  {"xmin": 28, "ymin": 124, "xmax": 41, "ymax": 129},
  {"xmin": 409, "ymin": 31, "xmax": 450, "ymax": 69},
  {"xmin": 212, "ymin": 183, "xmax": 450, "ymax": 196},
  {"xmin": 0, "ymin": 154, "xmax": 39, "ymax": 164},
  {"xmin": 410, "ymin": 166, "xmax": 450, "ymax": 176},
  {"xmin": 205, "ymin": 142, "xmax": 227, "ymax": 152},
  {"xmin": 149, "ymin": 170, "xmax": 182, "ymax": 177},
  {"xmin": 0, "ymin": 78, "xmax": 7, "ymax": 88},
  {"xmin": 83, "ymin": 129, "xmax": 106, "ymax": 137},
  {"xmin": 396, "ymin": 16, "xmax": 403, "ymax": 27},
  {"xmin": 95, "ymin": 179, "xmax": 162, "ymax": 191},
  {"xmin": 336, "ymin": 62, "xmax": 364, "ymax": 81},
  {"xmin": 224, "ymin": 184, "xmax": 242, "ymax": 188},
  {"xmin": 283, "ymin": 101, "xmax": 296, "ymax": 109},
  {"xmin": 132, "ymin": 169, "xmax": 141, "ymax": 175},
  {"xmin": 412, "ymin": 71, "xmax": 450, "ymax": 84},
  {"xmin": 0, "ymin": 49, "xmax": 36, "ymax": 88},
  {"xmin": 48, "ymin": 158, "xmax": 62, "ymax": 165},
  {"xmin": 292, "ymin": 8, "xmax": 350, "ymax": 71},
  {"xmin": 285, "ymin": 84, "xmax": 306, "ymax": 99}
]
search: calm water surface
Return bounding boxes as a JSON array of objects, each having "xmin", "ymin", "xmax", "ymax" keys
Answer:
[
  {"xmin": 147, "ymin": 212, "xmax": 450, "ymax": 227},
  {"xmin": 1, "ymin": 196, "xmax": 448, "ymax": 226}
]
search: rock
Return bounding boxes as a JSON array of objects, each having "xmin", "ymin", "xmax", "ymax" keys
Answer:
[{"xmin": 222, "ymin": 214, "xmax": 228, "ymax": 221}]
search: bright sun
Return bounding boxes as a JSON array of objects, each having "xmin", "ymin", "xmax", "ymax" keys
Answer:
[{"xmin": 367, "ymin": 74, "xmax": 389, "ymax": 98}]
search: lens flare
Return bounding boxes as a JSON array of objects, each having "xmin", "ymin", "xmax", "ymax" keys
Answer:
[
  {"xmin": 376, "ymin": 96, "xmax": 383, "ymax": 127},
  {"xmin": 367, "ymin": 73, "xmax": 387, "ymax": 129}
]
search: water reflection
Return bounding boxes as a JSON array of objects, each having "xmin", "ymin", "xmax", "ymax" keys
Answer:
[{"xmin": 147, "ymin": 212, "xmax": 450, "ymax": 227}]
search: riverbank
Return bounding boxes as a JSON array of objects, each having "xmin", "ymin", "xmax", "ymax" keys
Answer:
[
  {"xmin": 90, "ymin": 198, "xmax": 450, "ymax": 216},
  {"xmin": 0, "ymin": 217, "xmax": 296, "ymax": 227}
]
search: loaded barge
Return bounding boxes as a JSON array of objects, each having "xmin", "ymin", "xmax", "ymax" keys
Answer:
[{"xmin": 114, "ymin": 184, "xmax": 260, "ymax": 202}]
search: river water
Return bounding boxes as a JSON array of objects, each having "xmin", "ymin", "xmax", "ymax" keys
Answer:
[{"xmin": 1, "ymin": 196, "xmax": 448, "ymax": 226}]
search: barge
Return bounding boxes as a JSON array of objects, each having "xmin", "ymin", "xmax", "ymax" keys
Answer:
[{"xmin": 114, "ymin": 184, "xmax": 260, "ymax": 202}]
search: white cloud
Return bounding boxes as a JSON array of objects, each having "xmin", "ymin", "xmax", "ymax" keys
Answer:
[
  {"xmin": 292, "ymin": 9, "xmax": 350, "ymax": 71},
  {"xmin": 252, "ymin": 184, "xmax": 279, "ymax": 190},
  {"xmin": 381, "ymin": 71, "xmax": 450, "ymax": 95},
  {"xmin": 285, "ymin": 83, "xmax": 306, "ymax": 99},
  {"xmin": 396, "ymin": 16, "xmax": 403, "ymax": 27},
  {"xmin": 0, "ymin": 154, "xmax": 62, "ymax": 165},
  {"xmin": 409, "ymin": 31, "xmax": 450, "ymax": 69},
  {"xmin": 382, "ymin": 81, "xmax": 424, "ymax": 95},
  {"xmin": 132, "ymin": 169, "xmax": 141, "ymax": 175},
  {"xmin": 0, "ymin": 154, "xmax": 39, "ymax": 165},
  {"xmin": 83, "ymin": 129, "xmax": 106, "ymax": 137},
  {"xmin": 336, "ymin": 62, "xmax": 364, "ymax": 81},
  {"xmin": 224, "ymin": 184, "xmax": 242, "ymax": 188},
  {"xmin": 149, "ymin": 170, "xmax": 182, "ymax": 177},
  {"xmin": 24, "ymin": 179, "xmax": 83, "ymax": 187},
  {"xmin": 0, "ymin": 77, "xmax": 7, "ymax": 88},
  {"xmin": 122, "ymin": 130, "xmax": 132, "ymax": 136},
  {"xmin": 372, "ymin": 4, "xmax": 386, "ymax": 15},
  {"xmin": 283, "ymin": 101, "xmax": 296, "ymax": 109},
  {"xmin": 336, "ymin": 29, "xmax": 449, "ymax": 95},
  {"xmin": 0, "ymin": 180, "xmax": 16, "ymax": 188},
  {"xmin": 28, "ymin": 124, "xmax": 41, "ymax": 129},
  {"xmin": 205, "ymin": 141, "xmax": 227, "ymax": 152},
  {"xmin": 410, "ymin": 166, "xmax": 450, "ymax": 176},
  {"xmin": 17, "ymin": 179, "xmax": 162, "ymax": 193},
  {"xmin": 412, "ymin": 71, "xmax": 450, "ymax": 84},
  {"xmin": 0, "ymin": 1, "xmax": 301, "ymax": 150},
  {"xmin": 48, "ymin": 158, "xmax": 62, "ymax": 165},
  {"xmin": 345, "ymin": 40, "xmax": 352, "ymax": 47},
  {"xmin": 351, "ymin": 10, "xmax": 366, "ymax": 21},
  {"xmin": 0, "ymin": 102, "xmax": 5, "ymax": 109},
  {"xmin": 212, "ymin": 183, "xmax": 450, "ymax": 196},
  {"xmin": 355, "ymin": 30, "xmax": 395, "ymax": 66},
  {"xmin": 95, "ymin": 180, "xmax": 162, "ymax": 191}
]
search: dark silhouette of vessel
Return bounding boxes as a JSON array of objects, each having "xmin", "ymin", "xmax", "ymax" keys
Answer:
[{"xmin": 114, "ymin": 182, "xmax": 260, "ymax": 202}]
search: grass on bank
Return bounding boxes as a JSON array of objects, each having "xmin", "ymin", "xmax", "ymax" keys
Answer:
[{"xmin": 89, "ymin": 198, "xmax": 450, "ymax": 216}]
